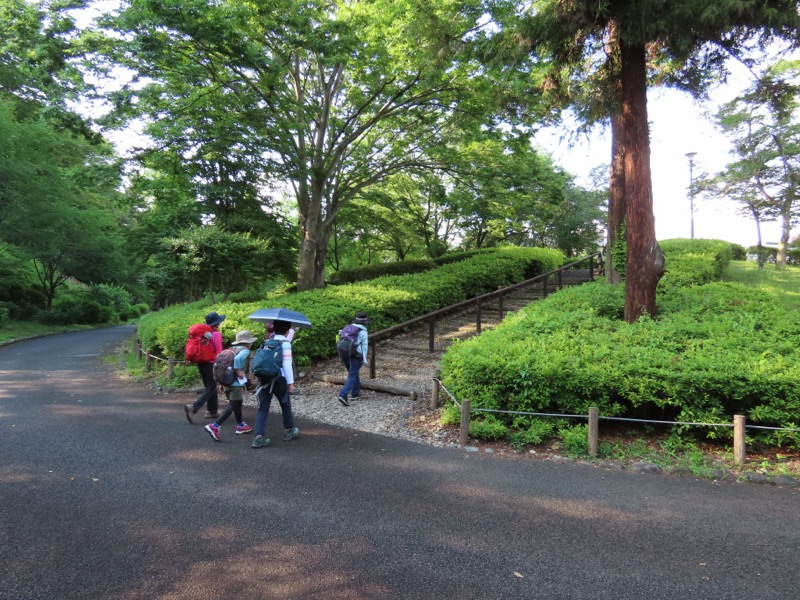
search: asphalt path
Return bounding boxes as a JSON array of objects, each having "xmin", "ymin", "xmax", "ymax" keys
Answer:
[{"xmin": 1, "ymin": 326, "xmax": 799, "ymax": 600}]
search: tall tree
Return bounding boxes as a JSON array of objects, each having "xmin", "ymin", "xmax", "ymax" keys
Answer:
[
  {"xmin": 505, "ymin": 0, "xmax": 800, "ymax": 321},
  {"xmin": 711, "ymin": 57, "xmax": 800, "ymax": 269},
  {"xmin": 93, "ymin": 0, "xmax": 492, "ymax": 290}
]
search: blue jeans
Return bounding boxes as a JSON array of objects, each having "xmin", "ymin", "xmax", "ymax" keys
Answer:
[
  {"xmin": 339, "ymin": 357, "xmax": 362, "ymax": 398},
  {"xmin": 255, "ymin": 377, "xmax": 294, "ymax": 437},
  {"xmin": 192, "ymin": 361, "xmax": 218, "ymax": 413}
]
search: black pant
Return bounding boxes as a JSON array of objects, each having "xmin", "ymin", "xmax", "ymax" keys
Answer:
[{"xmin": 191, "ymin": 361, "xmax": 218, "ymax": 414}]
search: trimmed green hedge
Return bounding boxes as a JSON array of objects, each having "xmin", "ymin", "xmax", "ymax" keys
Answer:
[
  {"xmin": 440, "ymin": 240, "xmax": 800, "ymax": 448},
  {"xmin": 136, "ymin": 247, "xmax": 564, "ymax": 365},
  {"xmin": 327, "ymin": 259, "xmax": 436, "ymax": 285}
]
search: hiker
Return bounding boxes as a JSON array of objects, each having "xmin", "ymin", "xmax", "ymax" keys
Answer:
[
  {"xmin": 204, "ymin": 330, "xmax": 256, "ymax": 442},
  {"xmin": 336, "ymin": 312, "xmax": 369, "ymax": 406},
  {"xmin": 184, "ymin": 311, "xmax": 225, "ymax": 422},
  {"xmin": 252, "ymin": 319, "xmax": 299, "ymax": 448}
]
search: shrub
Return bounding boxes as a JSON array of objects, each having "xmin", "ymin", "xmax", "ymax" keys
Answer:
[
  {"xmin": 468, "ymin": 416, "xmax": 508, "ymax": 441},
  {"xmin": 136, "ymin": 247, "xmax": 565, "ymax": 365},
  {"xmin": 440, "ymin": 239, "xmax": 800, "ymax": 449},
  {"xmin": 327, "ymin": 260, "xmax": 436, "ymax": 285}
]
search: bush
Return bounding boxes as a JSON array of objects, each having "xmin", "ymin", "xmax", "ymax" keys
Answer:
[
  {"xmin": 327, "ymin": 260, "xmax": 436, "ymax": 285},
  {"xmin": 136, "ymin": 247, "xmax": 565, "ymax": 365},
  {"xmin": 439, "ymin": 239, "xmax": 800, "ymax": 449}
]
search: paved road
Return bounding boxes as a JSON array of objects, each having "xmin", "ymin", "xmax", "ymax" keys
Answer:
[{"xmin": 1, "ymin": 327, "xmax": 799, "ymax": 600}]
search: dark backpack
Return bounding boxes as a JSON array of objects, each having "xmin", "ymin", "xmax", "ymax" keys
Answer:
[
  {"xmin": 185, "ymin": 323, "xmax": 216, "ymax": 363},
  {"xmin": 336, "ymin": 324, "xmax": 362, "ymax": 359},
  {"xmin": 213, "ymin": 346, "xmax": 244, "ymax": 386},
  {"xmin": 251, "ymin": 338, "xmax": 284, "ymax": 381}
]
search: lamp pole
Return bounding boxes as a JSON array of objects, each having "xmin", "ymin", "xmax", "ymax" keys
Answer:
[{"xmin": 685, "ymin": 152, "xmax": 698, "ymax": 239}]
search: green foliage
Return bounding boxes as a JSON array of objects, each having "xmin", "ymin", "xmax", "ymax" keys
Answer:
[
  {"xmin": 658, "ymin": 239, "xmax": 733, "ymax": 291},
  {"xmin": 136, "ymin": 247, "xmax": 564, "ymax": 365},
  {"xmin": 559, "ymin": 424, "xmax": 589, "ymax": 457},
  {"xmin": 440, "ymin": 239, "xmax": 800, "ymax": 449},
  {"xmin": 468, "ymin": 416, "xmax": 508, "ymax": 441},
  {"xmin": 731, "ymin": 244, "xmax": 747, "ymax": 261},
  {"xmin": 508, "ymin": 418, "xmax": 556, "ymax": 450},
  {"xmin": 328, "ymin": 260, "xmax": 436, "ymax": 285}
]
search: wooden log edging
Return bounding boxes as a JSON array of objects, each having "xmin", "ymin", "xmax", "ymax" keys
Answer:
[{"xmin": 318, "ymin": 374, "xmax": 418, "ymax": 401}]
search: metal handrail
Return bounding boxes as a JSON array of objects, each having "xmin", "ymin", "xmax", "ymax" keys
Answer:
[{"xmin": 367, "ymin": 252, "xmax": 601, "ymax": 378}]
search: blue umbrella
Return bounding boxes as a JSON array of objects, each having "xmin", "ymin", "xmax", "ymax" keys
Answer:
[{"xmin": 247, "ymin": 308, "xmax": 313, "ymax": 329}]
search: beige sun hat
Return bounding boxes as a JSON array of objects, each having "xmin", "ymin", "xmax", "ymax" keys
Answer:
[{"xmin": 233, "ymin": 330, "xmax": 256, "ymax": 345}]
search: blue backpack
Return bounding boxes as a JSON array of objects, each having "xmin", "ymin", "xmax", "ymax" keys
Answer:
[
  {"xmin": 252, "ymin": 338, "xmax": 284, "ymax": 380},
  {"xmin": 336, "ymin": 324, "xmax": 362, "ymax": 359}
]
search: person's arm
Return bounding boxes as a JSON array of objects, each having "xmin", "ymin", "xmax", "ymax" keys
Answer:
[
  {"xmin": 281, "ymin": 340, "xmax": 295, "ymax": 389},
  {"xmin": 233, "ymin": 348, "xmax": 250, "ymax": 383},
  {"xmin": 211, "ymin": 330, "xmax": 223, "ymax": 356},
  {"xmin": 359, "ymin": 329, "xmax": 368, "ymax": 362}
]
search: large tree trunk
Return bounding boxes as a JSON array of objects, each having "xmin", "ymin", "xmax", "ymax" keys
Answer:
[
  {"xmin": 607, "ymin": 111, "xmax": 625, "ymax": 284},
  {"xmin": 620, "ymin": 44, "xmax": 664, "ymax": 322}
]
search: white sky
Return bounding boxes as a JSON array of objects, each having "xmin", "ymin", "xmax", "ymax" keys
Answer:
[{"xmin": 533, "ymin": 59, "xmax": 794, "ymax": 249}]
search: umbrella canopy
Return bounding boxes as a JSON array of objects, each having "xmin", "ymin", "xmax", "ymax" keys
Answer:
[{"xmin": 247, "ymin": 308, "xmax": 313, "ymax": 329}]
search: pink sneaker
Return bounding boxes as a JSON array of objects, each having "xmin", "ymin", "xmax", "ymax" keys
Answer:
[
  {"xmin": 235, "ymin": 423, "xmax": 252, "ymax": 435},
  {"xmin": 204, "ymin": 423, "xmax": 220, "ymax": 441}
]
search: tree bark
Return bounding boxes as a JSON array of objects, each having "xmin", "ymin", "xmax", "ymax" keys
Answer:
[
  {"xmin": 620, "ymin": 44, "xmax": 664, "ymax": 322},
  {"xmin": 607, "ymin": 111, "xmax": 625, "ymax": 284}
]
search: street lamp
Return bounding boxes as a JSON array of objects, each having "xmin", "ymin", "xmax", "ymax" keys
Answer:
[{"xmin": 685, "ymin": 152, "xmax": 698, "ymax": 239}]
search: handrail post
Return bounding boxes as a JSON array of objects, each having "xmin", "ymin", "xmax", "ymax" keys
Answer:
[
  {"xmin": 167, "ymin": 357, "xmax": 175, "ymax": 380},
  {"xmin": 145, "ymin": 349, "xmax": 152, "ymax": 372},
  {"xmin": 542, "ymin": 274, "xmax": 549, "ymax": 298},
  {"xmin": 588, "ymin": 407, "xmax": 599, "ymax": 456},
  {"xmin": 498, "ymin": 293, "xmax": 504, "ymax": 321},
  {"xmin": 459, "ymin": 400, "xmax": 471, "ymax": 446},
  {"xmin": 430, "ymin": 371, "xmax": 440, "ymax": 410},
  {"xmin": 557, "ymin": 269, "xmax": 563, "ymax": 290},
  {"xmin": 369, "ymin": 343, "xmax": 376, "ymax": 379},
  {"xmin": 476, "ymin": 298, "xmax": 482, "ymax": 334},
  {"xmin": 733, "ymin": 415, "xmax": 746, "ymax": 465},
  {"xmin": 428, "ymin": 317, "xmax": 435, "ymax": 353}
]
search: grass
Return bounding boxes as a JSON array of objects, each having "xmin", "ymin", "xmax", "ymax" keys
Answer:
[
  {"xmin": 0, "ymin": 320, "xmax": 92, "ymax": 344},
  {"xmin": 722, "ymin": 260, "xmax": 800, "ymax": 311}
]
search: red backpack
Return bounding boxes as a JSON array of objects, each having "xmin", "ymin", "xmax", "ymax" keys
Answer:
[{"xmin": 185, "ymin": 323, "xmax": 217, "ymax": 363}]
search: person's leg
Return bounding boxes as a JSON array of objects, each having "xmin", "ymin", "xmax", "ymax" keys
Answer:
[
  {"xmin": 192, "ymin": 362, "xmax": 217, "ymax": 413},
  {"xmin": 216, "ymin": 387, "xmax": 242, "ymax": 426},
  {"xmin": 254, "ymin": 380, "xmax": 275, "ymax": 437},
  {"xmin": 272, "ymin": 378, "xmax": 293, "ymax": 430},
  {"xmin": 339, "ymin": 358, "xmax": 355, "ymax": 397},
  {"xmin": 351, "ymin": 360, "xmax": 362, "ymax": 398},
  {"xmin": 337, "ymin": 356, "xmax": 351, "ymax": 400}
]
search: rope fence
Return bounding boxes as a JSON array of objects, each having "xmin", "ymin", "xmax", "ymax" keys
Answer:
[{"xmin": 431, "ymin": 377, "xmax": 800, "ymax": 466}]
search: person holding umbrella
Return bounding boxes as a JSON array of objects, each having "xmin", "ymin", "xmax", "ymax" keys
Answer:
[{"xmin": 251, "ymin": 319, "xmax": 300, "ymax": 448}]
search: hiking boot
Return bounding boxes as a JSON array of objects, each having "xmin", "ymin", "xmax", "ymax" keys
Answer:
[
  {"xmin": 204, "ymin": 411, "xmax": 219, "ymax": 419},
  {"xmin": 337, "ymin": 395, "xmax": 350, "ymax": 407},
  {"xmin": 282, "ymin": 427, "xmax": 300, "ymax": 442},
  {"xmin": 252, "ymin": 436, "xmax": 272, "ymax": 449},
  {"xmin": 184, "ymin": 404, "xmax": 194, "ymax": 423},
  {"xmin": 235, "ymin": 423, "xmax": 253, "ymax": 435},
  {"xmin": 204, "ymin": 423, "xmax": 220, "ymax": 441}
]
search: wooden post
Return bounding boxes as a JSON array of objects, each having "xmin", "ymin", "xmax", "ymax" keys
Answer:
[
  {"xmin": 145, "ymin": 349, "xmax": 152, "ymax": 372},
  {"xmin": 430, "ymin": 374, "xmax": 440, "ymax": 410},
  {"xmin": 167, "ymin": 357, "xmax": 175, "ymax": 380},
  {"xmin": 369, "ymin": 343, "xmax": 376, "ymax": 380},
  {"xmin": 733, "ymin": 414, "xmax": 746, "ymax": 465},
  {"xmin": 498, "ymin": 294, "xmax": 504, "ymax": 320},
  {"xmin": 557, "ymin": 270, "xmax": 563, "ymax": 290},
  {"xmin": 428, "ymin": 317, "xmax": 435, "ymax": 353},
  {"xmin": 135, "ymin": 341, "xmax": 142, "ymax": 360},
  {"xmin": 542, "ymin": 275, "xmax": 549, "ymax": 298},
  {"xmin": 459, "ymin": 400, "xmax": 471, "ymax": 446},
  {"xmin": 588, "ymin": 407, "xmax": 599, "ymax": 456},
  {"xmin": 476, "ymin": 298, "xmax": 482, "ymax": 334}
]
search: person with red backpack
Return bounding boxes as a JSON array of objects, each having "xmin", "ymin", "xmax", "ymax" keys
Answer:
[
  {"xmin": 184, "ymin": 311, "xmax": 225, "ymax": 423},
  {"xmin": 336, "ymin": 312, "xmax": 369, "ymax": 406}
]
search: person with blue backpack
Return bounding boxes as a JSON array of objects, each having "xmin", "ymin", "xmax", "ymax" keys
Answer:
[
  {"xmin": 251, "ymin": 319, "xmax": 299, "ymax": 448},
  {"xmin": 336, "ymin": 312, "xmax": 369, "ymax": 406}
]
